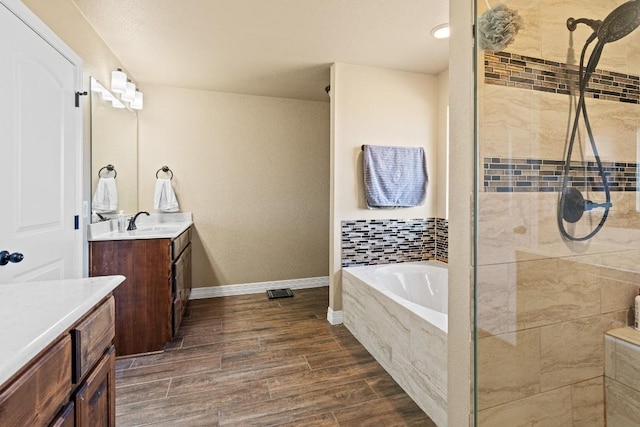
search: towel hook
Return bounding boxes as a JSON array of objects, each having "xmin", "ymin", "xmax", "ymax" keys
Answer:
[
  {"xmin": 156, "ymin": 166, "xmax": 173, "ymax": 180},
  {"xmin": 98, "ymin": 164, "xmax": 117, "ymax": 179}
]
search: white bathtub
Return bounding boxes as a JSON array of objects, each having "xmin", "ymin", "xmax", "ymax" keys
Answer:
[{"xmin": 342, "ymin": 261, "xmax": 448, "ymax": 426}]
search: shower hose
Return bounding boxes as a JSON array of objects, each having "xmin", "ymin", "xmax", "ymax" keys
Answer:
[{"xmin": 557, "ymin": 31, "xmax": 612, "ymax": 241}]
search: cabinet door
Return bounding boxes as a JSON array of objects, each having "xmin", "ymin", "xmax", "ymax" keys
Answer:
[
  {"xmin": 172, "ymin": 243, "xmax": 191, "ymax": 335},
  {"xmin": 49, "ymin": 401, "xmax": 75, "ymax": 427},
  {"xmin": 0, "ymin": 335, "xmax": 72, "ymax": 426},
  {"xmin": 71, "ymin": 297, "xmax": 115, "ymax": 383},
  {"xmin": 75, "ymin": 346, "xmax": 115, "ymax": 427},
  {"xmin": 90, "ymin": 239, "xmax": 172, "ymax": 355}
]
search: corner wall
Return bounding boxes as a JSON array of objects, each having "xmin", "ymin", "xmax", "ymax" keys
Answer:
[
  {"xmin": 329, "ymin": 63, "xmax": 439, "ymax": 313},
  {"xmin": 138, "ymin": 85, "xmax": 330, "ymax": 287}
]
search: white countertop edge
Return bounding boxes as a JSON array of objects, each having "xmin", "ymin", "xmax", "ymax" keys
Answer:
[
  {"xmin": 0, "ymin": 275, "xmax": 125, "ymax": 387},
  {"xmin": 88, "ymin": 221, "xmax": 192, "ymax": 241}
]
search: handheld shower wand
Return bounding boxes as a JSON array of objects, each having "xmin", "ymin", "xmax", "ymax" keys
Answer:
[{"xmin": 559, "ymin": 0, "xmax": 640, "ymax": 241}]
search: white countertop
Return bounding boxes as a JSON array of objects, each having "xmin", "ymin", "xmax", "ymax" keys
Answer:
[
  {"xmin": 88, "ymin": 212, "xmax": 192, "ymax": 241},
  {"xmin": 0, "ymin": 275, "xmax": 125, "ymax": 387}
]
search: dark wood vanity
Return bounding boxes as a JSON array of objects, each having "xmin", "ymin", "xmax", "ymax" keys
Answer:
[
  {"xmin": 0, "ymin": 286, "xmax": 121, "ymax": 427},
  {"xmin": 89, "ymin": 227, "xmax": 192, "ymax": 356}
]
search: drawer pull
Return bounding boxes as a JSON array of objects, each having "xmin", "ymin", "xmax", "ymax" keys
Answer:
[{"xmin": 89, "ymin": 381, "xmax": 107, "ymax": 405}]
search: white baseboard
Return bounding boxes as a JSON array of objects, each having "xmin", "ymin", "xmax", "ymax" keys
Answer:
[
  {"xmin": 189, "ymin": 276, "xmax": 329, "ymax": 300},
  {"xmin": 326, "ymin": 307, "xmax": 343, "ymax": 325}
]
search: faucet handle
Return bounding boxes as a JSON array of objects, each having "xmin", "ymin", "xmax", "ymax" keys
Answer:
[{"xmin": 127, "ymin": 216, "xmax": 137, "ymax": 231}]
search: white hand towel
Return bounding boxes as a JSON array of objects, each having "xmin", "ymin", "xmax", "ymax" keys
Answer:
[
  {"xmin": 154, "ymin": 178, "xmax": 179, "ymax": 212},
  {"xmin": 92, "ymin": 177, "xmax": 118, "ymax": 213}
]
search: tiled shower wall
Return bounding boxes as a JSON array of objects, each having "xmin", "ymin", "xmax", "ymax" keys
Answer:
[
  {"xmin": 341, "ymin": 218, "xmax": 448, "ymax": 267},
  {"xmin": 476, "ymin": 0, "xmax": 640, "ymax": 425}
]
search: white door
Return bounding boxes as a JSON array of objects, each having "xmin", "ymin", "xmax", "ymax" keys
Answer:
[{"xmin": 0, "ymin": 2, "xmax": 81, "ymax": 283}]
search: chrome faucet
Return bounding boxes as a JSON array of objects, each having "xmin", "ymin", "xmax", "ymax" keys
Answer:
[{"xmin": 127, "ymin": 211, "xmax": 150, "ymax": 231}]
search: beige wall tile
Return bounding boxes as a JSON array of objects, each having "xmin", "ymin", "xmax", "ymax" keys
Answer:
[
  {"xmin": 605, "ymin": 377, "xmax": 640, "ymax": 426},
  {"xmin": 477, "ymin": 193, "xmax": 534, "ymax": 266},
  {"xmin": 476, "ymin": 263, "xmax": 516, "ymax": 337},
  {"xmin": 393, "ymin": 352, "xmax": 447, "ymax": 427},
  {"xmin": 482, "ymin": 86, "xmax": 533, "ymax": 159},
  {"xmin": 599, "ymin": 276, "xmax": 639, "ymax": 315},
  {"xmin": 540, "ymin": 312, "xmax": 627, "ymax": 391},
  {"xmin": 605, "ymin": 335, "xmax": 616, "ymax": 379},
  {"xmin": 572, "ymin": 377, "xmax": 605, "ymax": 426},
  {"xmin": 477, "ymin": 329, "xmax": 541, "ymax": 410},
  {"xmin": 606, "ymin": 327, "xmax": 640, "ymax": 346},
  {"xmin": 612, "ymin": 338, "xmax": 640, "ymax": 392},
  {"xmin": 628, "ymin": 29, "xmax": 640, "ymax": 76},
  {"xmin": 515, "ymin": 258, "xmax": 601, "ymax": 330},
  {"xmin": 408, "ymin": 313, "xmax": 447, "ymax": 396},
  {"xmin": 477, "ymin": 386, "xmax": 572, "ymax": 427}
]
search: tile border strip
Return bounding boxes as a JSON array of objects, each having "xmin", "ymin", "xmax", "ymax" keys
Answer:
[
  {"xmin": 484, "ymin": 50, "xmax": 640, "ymax": 104},
  {"xmin": 483, "ymin": 157, "xmax": 638, "ymax": 192}
]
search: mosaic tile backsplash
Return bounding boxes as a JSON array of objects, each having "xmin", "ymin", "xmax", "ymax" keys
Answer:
[
  {"xmin": 484, "ymin": 51, "xmax": 640, "ymax": 104},
  {"xmin": 341, "ymin": 218, "xmax": 448, "ymax": 267},
  {"xmin": 484, "ymin": 157, "xmax": 638, "ymax": 193}
]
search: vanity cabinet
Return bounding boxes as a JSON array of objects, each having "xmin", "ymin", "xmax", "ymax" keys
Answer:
[
  {"xmin": 0, "ymin": 296, "xmax": 116, "ymax": 427},
  {"xmin": 89, "ymin": 227, "xmax": 192, "ymax": 356}
]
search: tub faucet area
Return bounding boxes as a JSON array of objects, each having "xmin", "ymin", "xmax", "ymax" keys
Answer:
[{"xmin": 127, "ymin": 211, "xmax": 150, "ymax": 231}]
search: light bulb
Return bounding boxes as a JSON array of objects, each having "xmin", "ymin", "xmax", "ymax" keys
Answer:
[
  {"xmin": 131, "ymin": 90, "xmax": 144, "ymax": 110},
  {"xmin": 111, "ymin": 69, "xmax": 127, "ymax": 94},
  {"xmin": 122, "ymin": 80, "xmax": 136, "ymax": 102}
]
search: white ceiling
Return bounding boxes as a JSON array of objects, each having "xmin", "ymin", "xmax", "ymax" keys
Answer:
[{"xmin": 71, "ymin": 0, "xmax": 449, "ymax": 101}]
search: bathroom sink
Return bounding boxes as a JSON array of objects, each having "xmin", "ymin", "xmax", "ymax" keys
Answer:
[
  {"xmin": 134, "ymin": 224, "xmax": 183, "ymax": 232},
  {"xmin": 87, "ymin": 213, "xmax": 193, "ymax": 241},
  {"xmin": 128, "ymin": 224, "xmax": 185, "ymax": 236}
]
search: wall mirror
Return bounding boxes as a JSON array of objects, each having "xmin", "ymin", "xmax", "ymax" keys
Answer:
[{"xmin": 90, "ymin": 76, "xmax": 138, "ymax": 221}]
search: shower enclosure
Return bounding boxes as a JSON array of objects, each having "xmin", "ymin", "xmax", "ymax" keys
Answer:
[{"xmin": 474, "ymin": 0, "xmax": 640, "ymax": 425}]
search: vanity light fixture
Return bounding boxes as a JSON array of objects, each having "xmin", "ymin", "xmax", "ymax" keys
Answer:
[
  {"xmin": 90, "ymin": 77, "xmax": 104, "ymax": 94},
  {"xmin": 431, "ymin": 23, "xmax": 450, "ymax": 39},
  {"xmin": 111, "ymin": 98, "xmax": 126, "ymax": 109},
  {"xmin": 130, "ymin": 90, "xmax": 144, "ymax": 110},
  {"xmin": 106, "ymin": 70, "xmax": 145, "ymax": 110},
  {"xmin": 111, "ymin": 68, "xmax": 127, "ymax": 94},
  {"xmin": 122, "ymin": 80, "xmax": 136, "ymax": 102},
  {"xmin": 101, "ymin": 90, "xmax": 115, "ymax": 103}
]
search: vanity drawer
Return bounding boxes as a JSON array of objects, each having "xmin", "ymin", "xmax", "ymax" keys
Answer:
[
  {"xmin": 171, "ymin": 227, "xmax": 191, "ymax": 260},
  {"xmin": 0, "ymin": 335, "xmax": 72, "ymax": 426},
  {"xmin": 71, "ymin": 297, "xmax": 115, "ymax": 383}
]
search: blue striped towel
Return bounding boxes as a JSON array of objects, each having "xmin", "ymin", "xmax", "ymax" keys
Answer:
[{"xmin": 363, "ymin": 145, "xmax": 428, "ymax": 209}]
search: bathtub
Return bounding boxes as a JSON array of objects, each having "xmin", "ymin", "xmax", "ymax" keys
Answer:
[{"xmin": 342, "ymin": 261, "xmax": 447, "ymax": 427}]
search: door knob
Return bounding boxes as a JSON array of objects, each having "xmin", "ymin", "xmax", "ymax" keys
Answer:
[{"xmin": 0, "ymin": 251, "xmax": 24, "ymax": 266}]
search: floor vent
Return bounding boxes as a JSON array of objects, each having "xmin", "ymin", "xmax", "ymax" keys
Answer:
[{"xmin": 266, "ymin": 288, "xmax": 294, "ymax": 299}]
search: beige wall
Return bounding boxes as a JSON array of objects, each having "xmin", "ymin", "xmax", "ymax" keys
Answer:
[
  {"xmin": 329, "ymin": 62, "xmax": 439, "ymax": 312},
  {"xmin": 436, "ymin": 69, "xmax": 450, "ymax": 220},
  {"xmin": 91, "ymin": 98, "xmax": 138, "ymax": 215},
  {"xmin": 138, "ymin": 85, "xmax": 330, "ymax": 287}
]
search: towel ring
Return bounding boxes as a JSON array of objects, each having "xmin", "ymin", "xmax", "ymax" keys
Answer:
[
  {"xmin": 98, "ymin": 164, "xmax": 117, "ymax": 179},
  {"xmin": 156, "ymin": 166, "xmax": 173, "ymax": 180}
]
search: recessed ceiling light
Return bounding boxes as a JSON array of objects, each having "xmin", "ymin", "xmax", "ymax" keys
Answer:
[{"xmin": 431, "ymin": 23, "xmax": 450, "ymax": 39}]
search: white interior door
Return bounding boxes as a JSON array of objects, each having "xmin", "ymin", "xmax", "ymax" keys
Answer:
[{"xmin": 0, "ymin": 3, "xmax": 81, "ymax": 283}]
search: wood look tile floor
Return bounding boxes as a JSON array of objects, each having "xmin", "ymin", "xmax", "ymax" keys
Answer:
[{"xmin": 115, "ymin": 287, "xmax": 437, "ymax": 426}]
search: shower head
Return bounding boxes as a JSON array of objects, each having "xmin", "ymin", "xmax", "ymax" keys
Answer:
[
  {"xmin": 568, "ymin": 0, "xmax": 640, "ymax": 43},
  {"xmin": 597, "ymin": 0, "xmax": 640, "ymax": 43}
]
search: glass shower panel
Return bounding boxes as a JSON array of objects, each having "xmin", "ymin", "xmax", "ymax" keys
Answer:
[{"xmin": 474, "ymin": 0, "xmax": 640, "ymax": 425}]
